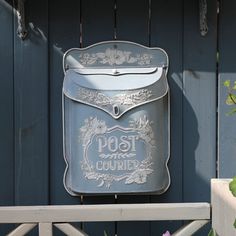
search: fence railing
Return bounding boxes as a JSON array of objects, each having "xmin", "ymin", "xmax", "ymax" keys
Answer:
[
  {"xmin": 0, "ymin": 203, "xmax": 210, "ymax": 236},
  {"xmin": 2, "ymin": 179, "xmax": 234, "ymax": 235}
]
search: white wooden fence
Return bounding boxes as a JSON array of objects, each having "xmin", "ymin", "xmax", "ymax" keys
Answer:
[
  {"xmin": 2, "ymin": 179, "xmax": 236, "ymax": 236},
  {"xmin": 0, "ymin": 203, "xmax": 210, "ymax": 236},
  {"xmin": 211, "ymin": 179, "xmax": 236, "ymax": 236}
]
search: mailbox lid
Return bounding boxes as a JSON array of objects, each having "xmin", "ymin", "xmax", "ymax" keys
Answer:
[
  {"xmin": 63, "ymin": 67, "xmax": 168, "ymax": 119},
  {"xmin": 63, "ymin": 66, "xmax": 165, "ymax": 90}
]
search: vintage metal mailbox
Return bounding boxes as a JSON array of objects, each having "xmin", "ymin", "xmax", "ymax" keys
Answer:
[{"xmin": 62, "ymin": 41, "xmax": 170, "ymax": 195}]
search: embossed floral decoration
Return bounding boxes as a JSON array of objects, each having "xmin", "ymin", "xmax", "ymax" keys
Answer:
[
  {"xmin": 78, "ymin": 87, "xmax": 153, "ymax": 109},
  {"xmin": 79, "ymin": 116, "xmax": 155, "ymax": 188},
  {"xmin": 79, "ymin": 117, "xmax": 107, "ymax": 147},
  {"xmin": 79, "ymin": 48, "xmax": 152, "ymax": 66}
]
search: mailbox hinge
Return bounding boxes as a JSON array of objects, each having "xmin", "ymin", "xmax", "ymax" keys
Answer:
[{"xmin": 16, "ymin": 0, "xmax": 28, "ymax": 40}]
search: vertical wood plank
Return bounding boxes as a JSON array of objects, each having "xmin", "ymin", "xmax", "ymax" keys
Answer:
[
  {"xmin": 183, "ymin": 0, "xmax": 217, "ymax": 201},
  {"xmin": 13, "ymin": 0, "xmax": 49, "ymax": 206},
  {"xmin": 116, "ymin": 0, "xmax": 149, "ymax": 45},
  {"xmin": 150, "ymin": 0, "xmax": 184, "ymax": 235},
  {"xmin": 39, "ymin": 223, "xmax": 53, "ymax": 236},
  {"xmin": 218, "ymin": 0, "xmax": 236, "ymax": 178},
  {"xmin": 0, "ymin": 0, "xmax": 14, "ymax": 204},
  {"xmin": 81, "ymin": 1, "xmax": 116, "ymax": 236},
  {"xmin": 0, "ymin": 0, "xmax": 14, "ymax": 235},
  {"xmin": 115, "ymin": 1, "xmax": 150, "ymax": 236},
  {"xmin": 183, "ymin": 0, "xmax": 217, "ymax": 235},
  {"xmin": 49, "ymin": 1, "xmax": 81, "ymax": 235},
  {"xmin": 82, "ymin": 0, "xmax": 115, "ymax": 47},
  {"xmin": 49, "ymin": 0, "xmax": 81, "ymax": 205}
]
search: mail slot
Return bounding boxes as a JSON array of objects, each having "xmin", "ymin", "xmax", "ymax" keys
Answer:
[{"xmin": 62, "ymin": 41, "xmax": 170, "ymax": 195}]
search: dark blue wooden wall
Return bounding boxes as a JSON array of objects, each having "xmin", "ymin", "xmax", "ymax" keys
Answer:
[{"xmin": 2, "ymin": 0, "xmax": 234, "ymax": 235}]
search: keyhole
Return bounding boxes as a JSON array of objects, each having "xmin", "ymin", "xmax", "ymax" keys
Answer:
[{"xmin": 113, "ymin": 105, "xmax": 119, "ymax": 116}]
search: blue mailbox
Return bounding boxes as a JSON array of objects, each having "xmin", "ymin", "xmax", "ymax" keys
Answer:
[{"xmin": 62, "ymin": 41, "xmax": 170, "ymax": 195}]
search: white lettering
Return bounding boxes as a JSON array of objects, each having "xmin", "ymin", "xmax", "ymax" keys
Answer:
[
  {"xmin": 95, "ymin": 159, "xmax": 140, "ymax": 172},
  {"xmin": 108, "ymin": 136, "xmax": 118, "ymax": 152},
  {"xmin": 97, "ymin": 136, "xmax": 107, "ymax": 153},
  {"xmin": 103, "ymin": 161, "xmax": 110, "ymax": 171},
  {"xmin": 119, "ymin": 136, "xmax": 131, "ymax": 152},
  {"xmin": 117, "ymin": 160, "xmax": 124, "ymax": 170},
  {"xmin": 96, "ymin": 135, "xmax": 138, "ymax": 153},
  {"xmin": 128, "ymin": 135, "xmax": 138, "ymax": 152},
  {"xmin": 96, "ymin": 161, "xmax": 103, "ymax": 171}
]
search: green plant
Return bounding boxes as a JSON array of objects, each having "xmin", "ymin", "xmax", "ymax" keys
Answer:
[
  {"xmin": 224, "ymin": 81, "xmax": 236, "ymax": 230},
  {"xmin": 208, "ymin": 178, "xmax": 236, "ymax": 233},
  {"xmin": 229, "ymin": 177, "xmax": 236, "ymax": 229},
  {"xmin": 104, "ymin": 230, "xmax": 108, "ymax": 236},
  {"xmin": 224, "ymin": 80, "xmax": 236, "ymax": 115},
  {"xmin": 208, "ymin": 229, "xmax": 216, "ymax": 236},
  {"xmin": 229, "ymin": 176, "xmax": 236, "ymax": 197}
]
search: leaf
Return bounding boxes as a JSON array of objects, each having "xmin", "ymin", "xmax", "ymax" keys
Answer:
[
  {"xmin": 233, "ymin": 81, "xmax": 236, "ymax": 90},
  {"xmin": 224, "ymin": 80, "xmax": 231, "ymax": 88},
  {"xmin": 226, "ymin": 94, "xmax": 236, "ymax": 105},
  {"xmin": 227, "ymin": 108, "xmax": 236, "ymax": 116},
  {"xmin": 234, "ymin": 218, "xmax": 236, "ymax": 229},
  {"xmin": 125, "ymin": 175, "xmax": 135, "ymax": 184},
  {"xmin": 208, "ymin": 229, "xmax": 216, "ymax": 236},
  {"xmin": 104, "ymin": 230, "xmax": 108, "ymax": 236},
  {"xmin": 229, "ymin": 176, "xmax": 236, "ymax": 197}
]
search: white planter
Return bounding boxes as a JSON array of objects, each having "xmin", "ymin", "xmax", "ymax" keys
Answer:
[{"xmin": 211, "ymin": 179, "xmax": 236, "ymax": 236}]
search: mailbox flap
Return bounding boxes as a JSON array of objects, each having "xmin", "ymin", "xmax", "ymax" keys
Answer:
[
  {"xmin": 63, "ymin": 41, "xmax": 169, "ymax": 119},
  {"xmin": 63, "ymin": 67, "xmax": 168, "ymax": 119}
]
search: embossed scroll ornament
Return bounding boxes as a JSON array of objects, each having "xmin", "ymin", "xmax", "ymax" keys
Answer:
[
  {"xmin": 79, "ymin": 116, "xmax": 156, "ymax": 188},
  {"xmin": 79, "ymin": 48, "xmax": 152, "ymax": 66},
  {"xmin": 78, "ymin": 87, "xmax": 153, "ymax": 107}
]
